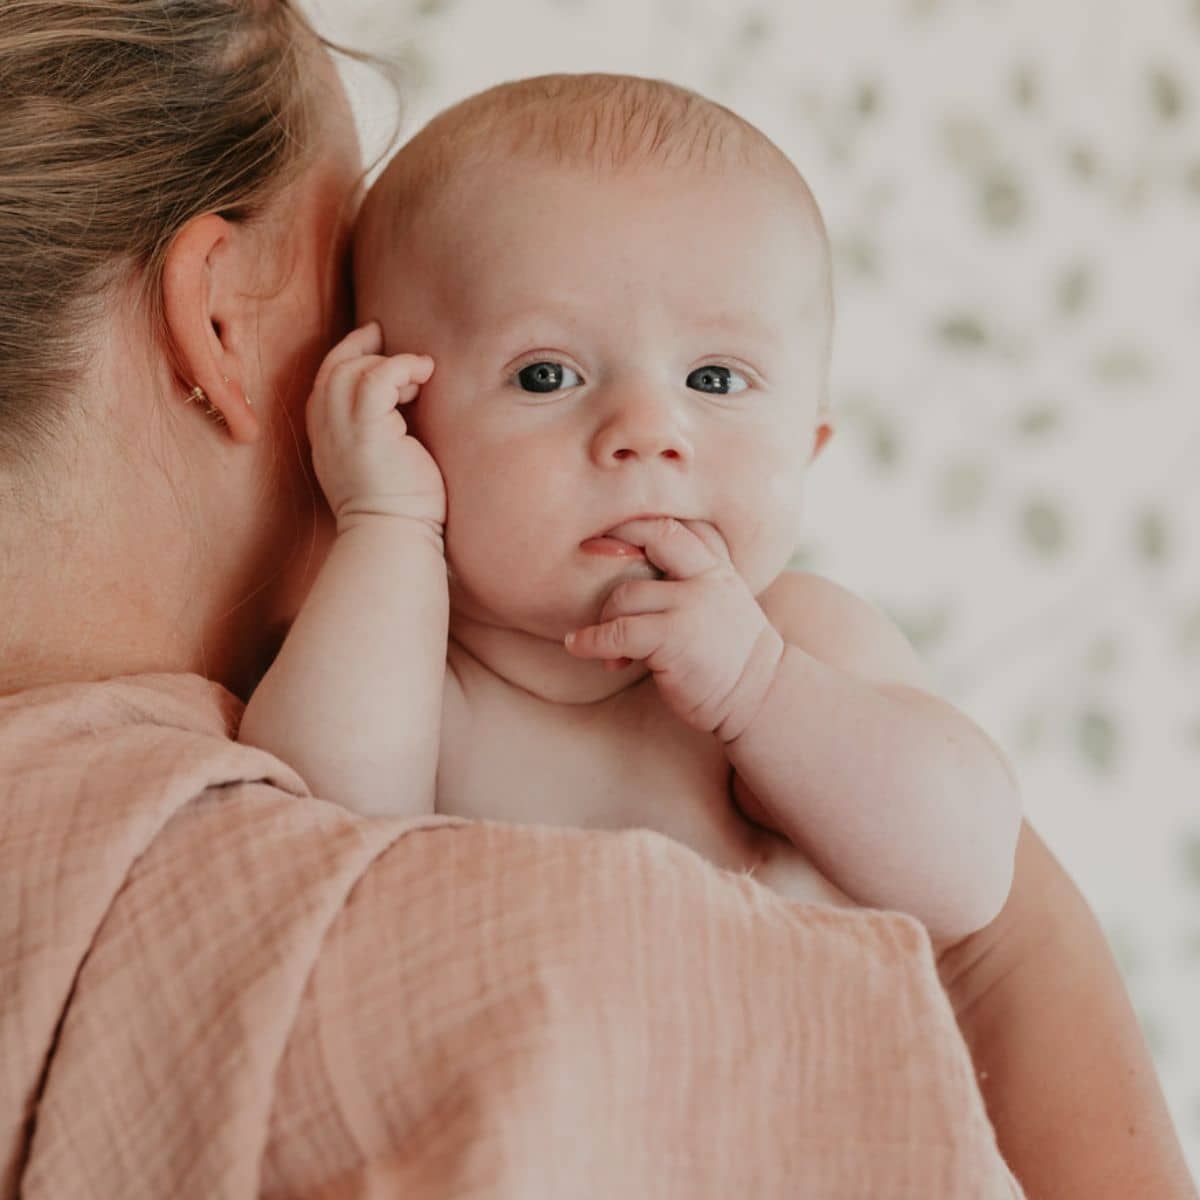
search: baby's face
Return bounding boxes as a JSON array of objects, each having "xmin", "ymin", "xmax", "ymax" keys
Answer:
[{"xmin": 371, "ymin": 158, "xmax": 831, "ymax": 640}]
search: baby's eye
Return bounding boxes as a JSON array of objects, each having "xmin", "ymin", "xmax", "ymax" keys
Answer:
[
  {"xmin": 515, "ymin": 361, "xmax": 582, "ymax": 394},
  {"xmin": 686, "ymin": 365, "xmax": 749, "ymax": 395}
]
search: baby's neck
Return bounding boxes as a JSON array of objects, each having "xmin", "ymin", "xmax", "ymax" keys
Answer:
[{"xmin": 448, "ymin": 611, "xmax": 648, "ymax": 707}]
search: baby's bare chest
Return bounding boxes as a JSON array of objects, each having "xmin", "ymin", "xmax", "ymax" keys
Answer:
[{"xmin": 435, "ymin": 670, "xmax": 849, "ymax": 908}]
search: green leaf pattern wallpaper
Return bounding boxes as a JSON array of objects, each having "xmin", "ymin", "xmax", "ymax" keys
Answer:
[{"xmin": 310, "ymin": 0, "xmax": 1200, "ymax": 1177}]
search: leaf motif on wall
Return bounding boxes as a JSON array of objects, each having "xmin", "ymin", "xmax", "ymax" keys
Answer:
[
  {"xmin": 1149, "ymin": 66, "xmax": 1186, "ymax": 123},
  {"xmin": 1011, "ymin": 63, "xmax": 1039, "ymax": 111},
  {"xmin": 736, "ymin": 11, "xmax": 772, "ymax": 48},
  {"xmin": 979, "ymin": 168, "xmax": 1025, "ymax": 230},
  {"xmin": 1179, "ymin": 928, "xmax": 1200, "ymax": 965},
  {"xmin": 1178, "ymin": 605, "xmax": 1200, "ymax": 658},
  {"xmin": 1185, "ymin": 718, "xmax": 1200, "ymax": 752},
  {"xmin": 1180, "ymin": 833, "xmax": 1200, "ymax": 889},
  {"xmin": 1015, "ymin": 403, "xmax": 1063, "ymax": 437},
  {"xmin": 887, "ymin": 602, "xmax": 953, "ymax": 654},
  {"xmin": 936, "ymin": 312, "xmax": 989, "ymax": 348},
  {"xmin": 855, "ymin": 79, "xmax": 881, "ymax": 119},
  {"xmin": 1063, "ymin": 142, "xmax": 1101, "ymax": 182},
  {"xmin": 841, "ymin": 397, "xmax": 903, "ymax": 471},
  {"xmin": 836, "ymin": 233, "xmax": 882, "ymax": 280},
  {"xmin": 1020, "ymin": 497, "xmax": 1069, "ymax": 557},
  {"xmin": 1092, "ymin": 344, "xmax": 1154, "ymax": 386},
  {"xmin": 1013, "ymin": 709, "xmax": 1047, "ymax": 756},
  {"xmin": 1134, "ymin": 508, "xmax": 1171, "ymax": 566},
  {"xmin": 936, "ymin": 459, "xmax": 988, "ymax": 517},
  {"xmin": 1077, "ymin": 706, "xmax": 1119, "ymax": 774},
  {"xmin": 1056, "ymin": 262, "xmax": 1094, "ymax": 317}
]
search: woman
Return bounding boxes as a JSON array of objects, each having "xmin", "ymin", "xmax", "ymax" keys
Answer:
[{"xmin": 0, "ymin": 2, "xmax": 1193, "ymax": 1196}]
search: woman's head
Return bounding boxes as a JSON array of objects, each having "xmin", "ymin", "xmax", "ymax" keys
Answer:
[{"xmin": 0, "ymin": 1, "xmax": 367, "ymax": 696}]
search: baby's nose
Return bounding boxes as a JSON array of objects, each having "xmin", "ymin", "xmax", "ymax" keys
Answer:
[{"xmin": 591, "ymin": 391, "xmax": 693, "ymax": 466}]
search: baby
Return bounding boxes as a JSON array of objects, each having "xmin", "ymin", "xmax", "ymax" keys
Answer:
[{"xmin": 240, "ymin": 74, "xmax": 1022, "ymax": 942}]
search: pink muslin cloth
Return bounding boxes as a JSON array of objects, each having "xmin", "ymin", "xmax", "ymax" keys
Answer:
[{"xmin": 0, "ymin": 673, "xmax": 1023, "ymax": 1197}]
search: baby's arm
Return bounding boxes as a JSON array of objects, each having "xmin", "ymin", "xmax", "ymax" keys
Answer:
[
  {"xmin": 725, "ymin": 569, "xmax": 1020, "ymax": 942},
  {"xmin": 239, "ymin": 323, "xmax": 446, "ymax": 818},
  {"xmin": 564, "ymin": 518, "xmax": 1019, "ymax": 942}
]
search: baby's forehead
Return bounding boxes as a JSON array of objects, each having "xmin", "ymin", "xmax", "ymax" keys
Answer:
[
  {"xmin": 355, "ymin": 77, "xmax": 831, "ymax": 333},
  {"xmin": 364, "ymin": 151, "xmax": 823, "ymax": 268},
  {"xmin": 366, "ymin": 161, "xmax": 822, "ymax": 313}
]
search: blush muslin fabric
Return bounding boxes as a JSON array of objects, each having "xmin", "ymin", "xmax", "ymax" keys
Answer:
[{"xmin": 0, "ymin": 674, "xmax": 1022, "ymax": 1198}]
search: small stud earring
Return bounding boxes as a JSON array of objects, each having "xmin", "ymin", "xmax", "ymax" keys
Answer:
[{"xmin": 184, "ymin": 384, "xmax": 227, "ymax": 427}]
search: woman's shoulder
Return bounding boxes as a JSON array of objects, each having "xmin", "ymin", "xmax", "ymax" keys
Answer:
[
  {"xmin": 1, "ymin": 670, "xmax": 239, "ymax": 739},
  {"xmin": 0, "ymin": 667, "xmax": 464, "ymax": 1198},
  {"xmin": 0, "ymin": 670, "xmax": 310, "ymax": 809}
]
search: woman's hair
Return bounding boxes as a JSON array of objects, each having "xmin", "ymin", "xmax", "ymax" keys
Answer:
[{"xmin": 0, "ymin": 0, "xmax": 336, "ymax": 473}]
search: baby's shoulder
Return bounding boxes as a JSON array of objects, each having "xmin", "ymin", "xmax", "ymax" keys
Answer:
[{"xmin": 758, "ymin": 570, "xmax": 934, "ymax": 689}]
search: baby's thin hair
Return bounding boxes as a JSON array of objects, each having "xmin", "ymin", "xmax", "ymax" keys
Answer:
[
  {"xmin": 435, "ymin": 73, "xmax": 788, "ymax": 173},
  {"xmin": 364, "ymin": 72, "xmax": 821, "ymax": 242}
]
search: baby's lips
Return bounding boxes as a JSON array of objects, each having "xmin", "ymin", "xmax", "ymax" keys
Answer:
[
  {"xmin": 600, "ymin": 515, "xmax": 681, "ymax": 546},
  {"xmin": 606, "ymin": 516, "xmax": 724, "ymax": 556},
  {"xmin": 578, "ymin": 535, "xmax": 646, "ymax": 558}
]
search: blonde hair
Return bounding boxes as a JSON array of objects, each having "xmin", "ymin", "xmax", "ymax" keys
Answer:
[{"xmin": 0, "ymin": 0, "xmax": 337, "ymax": 473}]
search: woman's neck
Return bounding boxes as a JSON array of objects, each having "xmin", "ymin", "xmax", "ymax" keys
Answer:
[
  {"xmin": 0, "ymin": 412, "xmax": 248, "ymax": 696},
  {"xmin": 0, "ymin": 525, "xmax": 209, "ymax": 697}
]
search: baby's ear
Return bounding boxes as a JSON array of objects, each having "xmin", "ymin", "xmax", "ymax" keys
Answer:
[{"xmin": 809, "ymin": 411, "xmax": 834, "ymax": 461}]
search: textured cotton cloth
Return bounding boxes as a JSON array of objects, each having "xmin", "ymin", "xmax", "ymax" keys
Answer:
[{"xmin": 0, "ymin": 673, "xmax": 1022, "ymax": 1198}]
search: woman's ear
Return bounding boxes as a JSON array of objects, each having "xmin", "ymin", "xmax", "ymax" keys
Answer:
[{"xmin": 161, "ymin": 213, "xmax": 261, "ymax": 445}]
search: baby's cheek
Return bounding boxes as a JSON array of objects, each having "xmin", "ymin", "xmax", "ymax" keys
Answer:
[
  {"xmin": 724, "ymin": 462, "xmax": 807, "ymax": 586},
  {"xmin": 442, "ymin": 463, "xmax": 542, "ymax": 568}
]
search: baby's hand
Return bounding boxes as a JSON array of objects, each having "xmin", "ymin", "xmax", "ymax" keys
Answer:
[
  {"xmin": 563, "ymin": 518, "xmax": 785, "ymax": 741},
  {"xmin": 307, "ymin": 322, "xmax": 444, "ymax": 533}
]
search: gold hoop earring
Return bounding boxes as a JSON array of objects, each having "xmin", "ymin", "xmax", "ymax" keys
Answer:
[{"xmin": 184, "ymin": 384, "xmax": 228, "ymax": 426}]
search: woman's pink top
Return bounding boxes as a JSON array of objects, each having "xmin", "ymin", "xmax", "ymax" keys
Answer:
[{"xmin": 0, "ymin": 674, "xmax": 1021, "ymax": 1197}]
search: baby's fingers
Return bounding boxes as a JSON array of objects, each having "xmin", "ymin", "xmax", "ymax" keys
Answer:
[
  {"xmin": 308, "ymin": 352, "xmax": 385, "ymax": 444},
  {"xmin": 312, "ymin": 321, "xmax": 383, "ymax": 396},
  {"xmin": 354, "ymin": 354, "xmax": 435, "ymax": 425},
  {"xmin": 564, "ymin": 613, "xmax": 666, "ymax": 664}
]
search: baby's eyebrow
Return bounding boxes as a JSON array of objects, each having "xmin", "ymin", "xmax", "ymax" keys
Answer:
[
  {"xmin": 685, "ymin": 311, "xmax": 781, "ymax": 347},
  {"xmin": 486, "ymin": 299, "xmax": 584, "ymax": 339}
]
